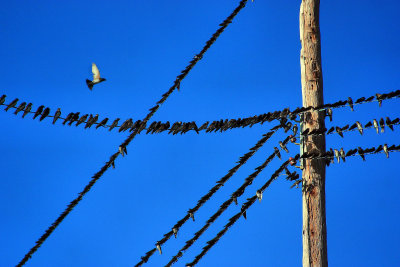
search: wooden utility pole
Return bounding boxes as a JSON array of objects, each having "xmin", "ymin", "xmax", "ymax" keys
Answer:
[{"xmin": 299, "ymin": 0, "xmax": 328, "ymax": 266}]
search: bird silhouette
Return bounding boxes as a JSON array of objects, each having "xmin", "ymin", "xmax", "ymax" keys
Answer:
[
  {"xmin": 39, "ymin": 107, "xmax": 50, "ymax": 121},
  {"xmin": 14, "ymin": 102, "xmax": 26, "ymax": 115},
  {"xmin": 22, "ymin": 103, "xmax": 32, "ymax": 118},
  {"xmin": 86, "ymin": 63, "xmax": 106, "ymax": 90},
  {"xmin": 33, "ymin": 105, "xmax": 44, "ymax": 120},
  {"xmin": 5, "ymin": 98, "xmax": 18, "ymax": 111},
  {"xmin": 0, "ymin": 95, "xmax": 6, "ymax": 105},
  {"xmin": 53, "ymin": 108, "xmax": 61, "ymax": 124}
]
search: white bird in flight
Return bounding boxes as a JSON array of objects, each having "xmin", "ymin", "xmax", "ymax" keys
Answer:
[{"xmin": 86, "ymin": 63, "xmax": 106, "ymax": 90}]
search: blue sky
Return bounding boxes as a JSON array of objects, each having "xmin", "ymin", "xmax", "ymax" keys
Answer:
[{"xmin": 1, "ymin": 0, "xmax": 399, "ymax": 266}]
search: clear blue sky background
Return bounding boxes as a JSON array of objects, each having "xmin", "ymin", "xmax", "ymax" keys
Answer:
[{"xmin": 1, "ymin": 1, "xmax": 399, "ymax": 266}]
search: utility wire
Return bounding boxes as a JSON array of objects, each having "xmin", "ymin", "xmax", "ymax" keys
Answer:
[
  {"xmin": 164, "ymin": 134, "xmax": 294, "ymax": 266},
  {"xmin": 185, "ymin": 156, "xmax": 300, "ymax": 267},
  {"xmin": 135, "ymin": 120, "xmax": 290, "ymax": 266},
  {"xmin": 1, "ymin": 90, "xmax": 399, "ymax": 134},
  {"xmin": 301, "ymin": 144, "xmax": 400, "ymax": 165},
  {"xmin": 293, "ymin": 117, "xmax": 400, "ymax": 140},
  {"xmin": 16, "ymin": 1, "xmax": 249, "ymax": 265}
]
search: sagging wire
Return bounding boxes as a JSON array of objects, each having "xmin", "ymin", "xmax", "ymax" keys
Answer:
[
  {"xmin": 164, "ymin": 134, "xmax": 295, "ymax": 267},
  {"xmin": 134, "ymin": 119, "xmax": 291, "ymax": 266},
  {"xmin": 185, "ymin": 155, "xmax": 300, "ymax": 267},
  {"xmin": 1, "ymin": 90, "xmax": 399, "ymax": 135},
  {"xmin": 15, "ymin": 0, "xmax": 249, "ymax": 265}
]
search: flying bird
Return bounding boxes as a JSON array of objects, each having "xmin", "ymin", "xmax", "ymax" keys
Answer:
[{"xmin": 86, "ymin": 63, "xmax": 106, "ymax": 90}]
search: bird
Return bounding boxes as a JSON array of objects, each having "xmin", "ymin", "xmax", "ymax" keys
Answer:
[
  {"xmin": 379, "ymin": 118, "xmax": 385, "ymax": 133},
  {"xmin": 109, "ymin": 118, "xmax": 120, "ymax": 131},
  {"xmin": 373, "ymin": 119, "xmax": 379, "ymax": 134},
  {"xmin": 335, "ymin": 126, "xmax": 344, "ymax": 138},
  {"xmin": 386, "ymin": 117, "xmax": 394, "ymax": 131},
  {"xmin": 334, "ymin": 149, "xmax": 340, "ymax": 163},
  {"xmin": 356, "ymin": 121, "xmax": 363, "ymax": 135},
  {"xmin": 256, "ymin": 190, "xmax": 263, "ymax": 202},
  {"xmin": 279, "ymin": 141, "xmax": 289, "ymax": 153},
  {"xmin": 62, "ymin": 112, "xmax": 74, "ymax": 125},
  {"xmin": 326, "ymin": 108, "xmax": 333, "ymax": 121},
  {"xmin": 76, "ymin": 114, "xmax": 88, "ymax": 127},
  {"xmin": 119, "ymin": 146, "xmax": 127, "ymax": 156},
  {"xmin": 68, "ymin": 112, "xmax": 80, "ymax": 125},
  {"xmin": 292, "ymin": 124, "xmax": 298, "ymax": 136},
  {"xmin": 86, "ymin": 63, "xmax": 106, "ymax": 90},
  {"xmin": 274, "ymin": 147, "xmax": 282, "ymax": 160},
  {"xmin": 348, "ymin": 97, "xmax": 354, "ymax": 111},
  {"xmin": 96, "ymin": 118, "xmax": 108, "ymax": 129},
  {"xmin": 5, "ymin": 98, "xmax": 18, "ymax": 112},
  {"xmin": 241, "ymin": 206, "xmax": 247, "ymax": 220},
  {"xmin": 172, "ymin": 227, "xmax": 178, "ymax": 238},
  {"xmin": 0, "ymin": 95, "xmax": 6, "ymax": 105},
  {"xmin": 357, "ymin": 147, "xmax": 366, "ymax": 161},
  {"xmin": 33, "ymin": 105, "xmax": 45, "ymax": 120},
  {"xmin": 383, "ymin": 144, "xmax": 389, "ymax": 158},
  {"xmin": 156, "ymin": 242, "xmax": 162, "ymax": 255},
  {"xmin": 188, "ymin": 210, "xmax": 195, "ymax": 222},
  {"xmin": 14, "ymin": 102, "xmax": 26, "ymax": 115},
  {"xmin": 340, "ymin": 148, "xmax": 346, "ymax": 162},
  {"xmin": 53, "ymin": 108, "xmax": 61, "ymax": 124},
  {"xmin": 22, "ymin": 103, "xmax": 32, "ymax": 118},
  {"xmin": 39, "ymin": 107, "xmax": 50, "ymax": 121},
  {"xmin": 327, "ymin": 127, "xmax": 335, "ymax": 135},
  {"xmin": 376, "ymin": 93, "xmax": 382, "ymax": 107}
]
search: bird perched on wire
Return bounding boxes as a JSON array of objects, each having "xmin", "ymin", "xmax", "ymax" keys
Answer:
[{"xmin": 86, "ymin": 63, "xmax": 106, "ymax": 90}]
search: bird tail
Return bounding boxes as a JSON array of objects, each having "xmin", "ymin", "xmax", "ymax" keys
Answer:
[{"xmin": 86, "ymin": 79, "xmax": 93, "ymax": 90}]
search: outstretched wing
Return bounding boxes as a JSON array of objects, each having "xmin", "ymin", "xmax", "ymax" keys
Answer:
[{"xmin": 92, "ymin": 63, "xmax": 101, "ymax": 80}]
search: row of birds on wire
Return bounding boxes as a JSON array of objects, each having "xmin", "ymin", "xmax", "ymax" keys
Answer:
[{"xmin": 1, "ymin": 89, "xmax": 400, "ymax": 135}]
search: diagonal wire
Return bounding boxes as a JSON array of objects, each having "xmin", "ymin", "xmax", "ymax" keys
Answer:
[
  {"xmin": 16, "ymin": 1, "xmax": 249, "ymax": 265},
  {"xmin": 134, "ymin": 120, "xmax": 288, "ymax": 266},
  {"xmin": 185, "ymin": 156, "xmax": 300, "ymax": 266},
  {"xmin": 186, "ymin": 144, "xmax": 399, "ymax": 266},
  {"xmin": 165, "ymin": 134, "xmax": 294, "ymax": 266}
]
